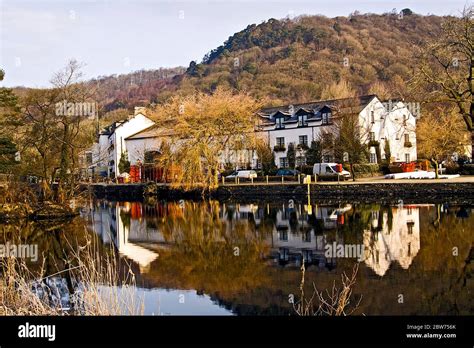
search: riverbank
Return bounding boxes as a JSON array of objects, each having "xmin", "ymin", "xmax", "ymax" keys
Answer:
[{"xmin": 82, "ymin": 177, "xmax": 474, "ymax": 204}]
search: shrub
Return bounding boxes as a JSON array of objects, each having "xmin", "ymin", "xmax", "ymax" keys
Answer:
[
  {"xmin": 343, "ymin": 163, "xmax": 380, "ymax": 176},
  {"xmin": 354, "ymin": 163, "xmax": 379, "ymax": 174},
  {"xmin": 300, "ymin": 165, "xmax": 314, "ymax": 175},
  {"xmin": 459, "ymin": 164, "xmax": 474, "ymax": 175}
]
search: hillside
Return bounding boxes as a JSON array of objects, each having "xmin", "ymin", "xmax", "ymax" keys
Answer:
[{"xmin": 178, "ymin": 11, "xmax": 444, "ymax": 105}]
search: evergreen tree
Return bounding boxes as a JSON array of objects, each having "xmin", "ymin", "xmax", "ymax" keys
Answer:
[
  {"xmin": 287, "ymin": 143, "xmax": 296, "ymax": 169},
  {"xmin": 118, "ymin": 150, "xmax": 131, "ymax": 174},
  {"xmin": 306, "ymin": 140, "xmax": 323, "ymax": 165}
]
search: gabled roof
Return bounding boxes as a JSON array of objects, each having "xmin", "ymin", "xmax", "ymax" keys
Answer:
[
  {"xmin": 99, "ymin": 112, "xmax": 149, "ymax": 137},
  {"xmin": 125, "ymin": 124, "xmax": 175, "ymax": 140}
]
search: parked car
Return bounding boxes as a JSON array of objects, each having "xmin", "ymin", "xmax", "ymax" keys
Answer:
[
  {"xmin": 276, "ymin": 169, "xmax": 300, "ymax": 176},
  {"xmin": 225, "ymin": 170, "xmax": 258, "ymax": 179},
  {"xmin": 313, "ymin": 163, "xmax": 351, "ymax": 181}
]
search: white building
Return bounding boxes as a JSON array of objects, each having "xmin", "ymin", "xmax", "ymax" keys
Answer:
[
  {"xmin": 91, "ymin": 107, "xmax": 155, "ymax": 177},
  {"xmin": 257, "ymin": 95, "xmax": 417, "ymax": 167},
  {"xmin": 363, "ymin": 205, "xmax": 421, "ymax": 277}
]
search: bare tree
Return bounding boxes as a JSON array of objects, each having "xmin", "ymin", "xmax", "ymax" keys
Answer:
[
  {"xmin": 412, "ymin": 6, "xmax": 474, "ymax": 158},
  {"xmin": 150, "ymin": 88, "xmax": 261, "ymax": 191}
]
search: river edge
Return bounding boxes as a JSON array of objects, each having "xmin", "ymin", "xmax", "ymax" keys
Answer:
[{"xmin": 81, "ymin": 181, "xmax": 474, "ymax": 204}]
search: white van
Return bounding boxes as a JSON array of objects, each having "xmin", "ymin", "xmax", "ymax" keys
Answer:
[
  {"xmin": 313, "ymin": 163, "xmax": 351, "ymax": 181},
  {"xmin": 225, "ymin": 170, "xmax": 258, "ymax": 179}
]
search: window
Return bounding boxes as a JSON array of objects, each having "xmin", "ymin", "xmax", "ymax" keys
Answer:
[
  {"xmin": 370, "ymin": 110, "xmax": 375, "ymax": 123},
  {"xmin": 405, "ymin": 153, "xmax": 410, "ymax": 163},
  {"xmin": 407, "ymin": 222, "xmax": 414, "ymax": 234},
  {"xmin": 279, "ymin": 157, "xmax": 288, "ymax": 168},
  {"xmin": 403, "ymin": 115, "xmax": 407, "ymax": 126},
  {"xmin": 322, "ymin": 112, "xmax": 331, "ymax": 124},
  {"xmin": 276, "ymin": 117, "xmax": 284, "ymax": 129},
  {"xmin": 276, "ymin": 137, "xmax": 285, "ymax": 147},
  {"xmin": 302, "ymin": 231, "xmax": 311, "ymax": 243},
  {"xmin": 299, "ymin": 135, "xmax": 308, "ymax": 146},
  {"xmin": 369, "ymin": 132, "xmax": 376, "ymax": 141},
  {"xmin": 298, "ymin": 115, "xmax": 308, "ymax": 127},
  {"xmin": 323, "ymin": 155, "xmax": 332, "ymax": 163},
  {"xmin": 404, "ymin": 134, "xmax": 410, "ymax": 142},
  {"xmin": 296, "ymin": 157, "xmax": 306, "ymax": 166},
  {"xmin": 279, "ymin": 230, "xmax": 288, "ymax": 241},
  {"xmin": 86, "ymin": 152, "xmax": 93, "ymax": 165},
  {"xmin": 370, "ymin": 153, "xmax": 377, "ymax": 163}
]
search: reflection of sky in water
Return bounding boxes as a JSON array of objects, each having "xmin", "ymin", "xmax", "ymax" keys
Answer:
[
  {"xmin": 101, "ymin": 286, "xmax": 232, "ymax": 315},
  {"xmin": 140, "ymin": 288, "xmax": 232, "ymax": 316}
]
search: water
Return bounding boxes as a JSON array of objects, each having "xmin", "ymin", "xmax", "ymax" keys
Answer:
[
  {"xmin": 77, "ymin": 199, "xmax": 474, "ymax": 315},
  {"xmin": 2, "ymin": 199, "xmax": 473, "ymax": 315}
]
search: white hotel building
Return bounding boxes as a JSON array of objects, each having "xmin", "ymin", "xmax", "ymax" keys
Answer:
[{"xmin": 256, "ymin": 94, "xmax": 417, "ymax": 168}]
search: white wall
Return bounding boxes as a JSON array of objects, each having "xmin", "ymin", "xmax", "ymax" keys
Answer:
[
  {"xmin": 114, "ymin": 114, "xmax": 155, "ymax": 175},
  {"xmin": 126, "ymin": 137, "xmax": 162, "ymax": 165}
]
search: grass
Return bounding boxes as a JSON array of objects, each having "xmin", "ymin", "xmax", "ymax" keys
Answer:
[
  {"xmin": 293, "ymin": 262, "xmax": 362, "ymax": 316},
  {"xmin": 0, "ymin": 233, "xmax": 143, "ymax": 316}
]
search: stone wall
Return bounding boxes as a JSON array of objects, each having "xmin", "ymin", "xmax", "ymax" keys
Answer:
[
  {"xmin": 83, "ymin": 182, "xmax": 474, "ymax": 204},
  {"xmin": 214, "ymin": 183, "xmax": 474, "ymax": 204}
]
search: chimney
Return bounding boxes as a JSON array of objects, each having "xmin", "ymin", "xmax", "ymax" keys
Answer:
[{"xmin": 134, "ymin": 106, "xmax": 146, "ymax": 116}]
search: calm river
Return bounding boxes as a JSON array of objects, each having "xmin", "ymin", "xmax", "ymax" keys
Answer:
[{"xmin": 78, "ymin": 198, "xmax": 473, "ymax": 315}]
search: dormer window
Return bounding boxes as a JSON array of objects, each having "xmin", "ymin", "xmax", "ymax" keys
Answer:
[
  {"xmin": 298, "ymin": 115, "xmax": 308, "ymax": 127},
  {"xmin": 322, "ymin": 112, "xmax": 331, "ymax": 125},
  {"xmin": 276, "ymin": 117, "xmax": 285, "ymax": 129},
  {"xmin": 370, "ymin": 110, "xmax": 375, "ymax": 123}
]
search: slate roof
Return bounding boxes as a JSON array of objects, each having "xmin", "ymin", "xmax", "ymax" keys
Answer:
[{"xmin": 258, "ymin": 95, "xmax": 377, "ymax": 125}]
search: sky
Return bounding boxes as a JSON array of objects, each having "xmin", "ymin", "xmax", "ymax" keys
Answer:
[{"xmin": 0, "ymin": 0, "xmax": 471, "ymax": 87}]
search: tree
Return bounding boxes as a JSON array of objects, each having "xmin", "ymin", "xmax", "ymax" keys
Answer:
[
  {"xmin": 306, "ymin": 140, "xmax": 322, "ymax": 165},
  {"xmin": 0, "ymin": 69, "xmax": 20, "ymax": 173},
  {"xmin": 417, "ymin": 106, "xmax": 467, "ymax": 178},
  {"xmin": 383, "ymin": 139, "xmax": 391, "ymax": 164},
  {"xmin": 287, "ymin": 143, "xmax": 296, "ymax": 169},
  {"xmin": 333, "ymin": 111, "xmax": 368, "ymax": 181},
  {"xmin": 118, "ymin": 150, "xmax": 131, "ymax": 174},
  {"xmin": 412, "ymin": 6, "xmax": 474, "ymax": 158},
  {"xmin": 255, "ymin": 140, "xmax": 275, "ymax": 174},
  {"xmin": 320, "ymin": 79, "xmax": 356, "ymax": 100},
  {"xmin": 50, "ymin": 60, "xmax": 93, "ymax": 187},
  {"xmin": 0, "ymin": 137, "xmax": 18, "ymax": 172},
  {"xmin": 150, "ymin": 88, "xmax": 261, "ymax": 190}
]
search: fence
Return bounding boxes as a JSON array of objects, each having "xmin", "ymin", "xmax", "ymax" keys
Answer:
[{"xmin": 220, "ymin": 174, "xmax": 330, "ymax": 185}]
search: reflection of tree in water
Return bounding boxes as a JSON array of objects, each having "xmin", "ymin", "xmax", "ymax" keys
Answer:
[
  {"xmin": 0, "ymin": 218, "xmax": 93, "ymax": 277},
  {"xmin": 414, "ymin": 207, "xmax": 474, "ymax": 315},
  {"xmin": 139, "ymin": 200, "xmax": 274, "ymax": 297},
  {"xmin": 0, "ymin": 216, "xmax": 112, "ymax": 304}
]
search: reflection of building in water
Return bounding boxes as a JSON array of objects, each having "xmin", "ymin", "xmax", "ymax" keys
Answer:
[
  {"xmin": 219, "ymin": 203, "xmax": 348, "ymax": 269},
  {"xmin": 363, "ymin": 206, "xmax": 421, "ymax": 276},
  {"xmin": 84, "ymin": 201, "xmax": 159, "ymax": 273},
  {"xmin": 271, "ymin": 204, "xmax": 349, "ymax": 268}
]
